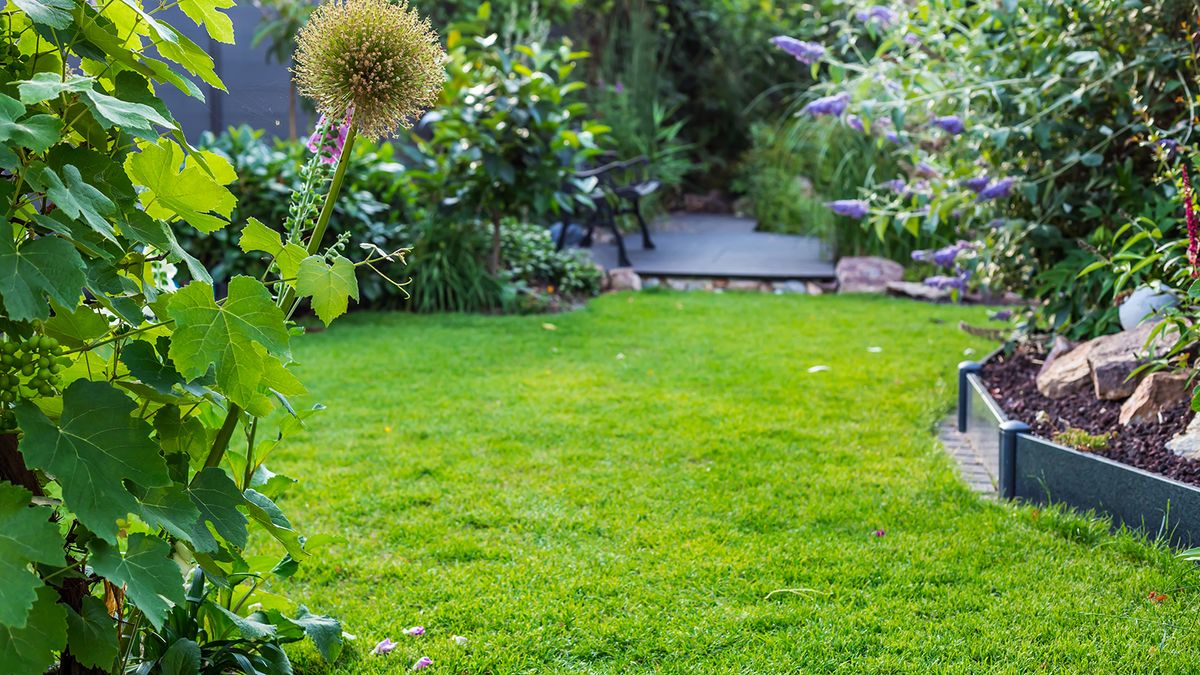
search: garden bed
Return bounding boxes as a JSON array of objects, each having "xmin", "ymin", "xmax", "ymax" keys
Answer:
[
  {"xmin": 961, "ymin": 350, "xmax": 1200, "ymax": 547},
  {"xmin": 980, "ymin": 348, "xmax": 1200, "ymax": 486}
]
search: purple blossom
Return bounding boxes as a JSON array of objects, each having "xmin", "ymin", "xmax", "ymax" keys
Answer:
[
  {"xmin": 961, "ymin": 176, "xmax": 990, "ymax": 193},
  {"xmin": 915, "ymin": 162, "xmax": 939, "ymax": 178},
  {"xmin": 977, "ymin": 177, "xmax": 1015, "ymax": 201},
  {"xmin": 988, "ymin": 218, "xmax": 1006, "ymax": 228},
  {"xmin": 801, "ymin": 92, "xmax": 850, "ymax": 117},
  {"xmin": 413, "ymin": 656, "xmax": 433, "ymax": 671},
  {"xmin": 989, "ymin": 309, "xmax": 1013, "ymax": 322},
  {"xmin": 770, "ymin": 36, "xmax": 826, "ymax": 65},
  {"xmin": 911, "ymin": 250, "xmax": 931, "ymax": 263},
  {"xmin": 885, "ymin": 129, "xmax": 900, "ymax": 144},
  {"xmin": 826, "ymin": 199, "xmax": 870, "ymax": 219},
  {"xmin": 872, "ymin": 529, "xmax": 886, "ymax": 538},
  {"xmin": 307, "ymin": 107, "xmax": 354, "ymax": 165},
  {"xmin": 932, "ymin": 115, "xmax": 965, "ymax": 134},
  {"xmin": 924, "ymin": 274, "xmax": 967, "ymax": 290},
  {"xmin": 405, "ymin": 626, "xmax": 425, "ymax": 636},
  {"xmin": 372, "ymin": 638, "xmax": 398, "ymax": 656},
  {"xmin": 882, "ymin": 178, "xmax": 906, "ymax": 193},
  {"xmin": 903, "ymin": 33, "xmax": 921, "ymax": 46},
  {"xmin": 846, "ymin": 115, "xmax": 865, "ymax": 133},
  {"xmin": 856, "ymin": 5, "xmax": 899, "ymax": 27},
  {"xmin": 614, "ymin": 81, "xmax": 625, "ymax": 94},
  {"xmin": 931, "ymin": 241, "xmax": 972, "ymax": 268}
]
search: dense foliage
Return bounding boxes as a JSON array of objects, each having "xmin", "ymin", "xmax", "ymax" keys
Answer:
[
  {"xmin": 771, "ymin": 0, "xmax": 1192, "ymax": 337},
  {"xmin": 0, "ymin": 0, "xmax": 433, "ymax": 670}
]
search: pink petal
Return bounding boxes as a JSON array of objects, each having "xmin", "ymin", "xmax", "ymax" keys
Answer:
[
  {"xmin": 412, "ymin": 656, "xmax": 433, "ymax": 670},
  {"xmin": 405, "ymin": 625, "xmax": 425, "ymax": 636},
  {"xmin": 371, "ymin": 638, "xmax": 397, "ymax": 655}
]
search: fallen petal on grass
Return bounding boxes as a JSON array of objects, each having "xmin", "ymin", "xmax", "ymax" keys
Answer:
[
  {"xmin": 808, "ymin": 365, "xmax": 830, "ymax": 373},
  {"xmin": 372, "ymin": 638, "xmax": 397, "ymax": 655},
  {"xmin": 413, "ymin": 656, "xmax": 433, "ymax": 670}
]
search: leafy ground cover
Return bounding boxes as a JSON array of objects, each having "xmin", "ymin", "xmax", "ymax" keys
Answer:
[{"xmin": 277, "ymin": 293, "xmax": 1200, "ymax": 672}]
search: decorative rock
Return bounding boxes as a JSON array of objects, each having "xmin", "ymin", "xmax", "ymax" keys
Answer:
[
  {"xmin": 1119, "ymin": 372, "xmax": 1190, "ymax": 425},
  {"xmin": 775, "ymin": 280, "xmax": 809, "ymax": 294},
  {"xmin": 596, "ymin": 263, "xmax": 612, "ymax": 292},
  {"xmin": 805, "ymin": 282, "xmax": 825, "ymax": 295},
  {"xmin": 727, "ymin": 279, "xmax": 765, "ymax": 291},
  {"xmin": 835, "ymin": 256, "xmax": 904, "ymax": 293},
  {"xmin": 1168, "ymin": 415, "xmax": 1200, "ymax": 459},
  {"xmin": 1035, "ymin": 340, "xmax": 1099, "ymax": 399},
  {"xmin": 608, "ymin": 267, "xmax": 642, "ymax": 292},
  {"xmin": 1037, "ymin": 336, "xmax": 1075, "ymax": 379},
  {"xmin": 885, "ymin": 280, "xmax": 950, "ymax": 302},
  {"xmin": 1119, "ymin": 285, "xmax": 1177, "ymax": 331},
  {"xmin": 1087, "ymin": 321, "xmax": 1173, "ymax": 400}
]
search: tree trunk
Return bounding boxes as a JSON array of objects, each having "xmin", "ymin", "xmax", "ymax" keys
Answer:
[
  {"xmin": 0, "ymin": 432, "xmax": 40, "ymax": 496},
  {"xmin": 488, "ymin": 213, "xmax": 502, "ymax": 275}
]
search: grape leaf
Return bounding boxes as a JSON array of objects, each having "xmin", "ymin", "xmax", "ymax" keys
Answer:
[
  {"xmin": 89, "ymin": 533, "xmax": 185, "ymax": 630},
  {"xmin": 158, "ymin": 27, "xmax": 225, "ymax": 91},
  {"xmin": 243, "ymin": 489, "xmax": 308, "ymax": 560},
  {"xmin": 123, "ymin": 210, "xmax": 211, "ymax": 284},
  {"xmin": 0, "ymin": 232, "xmax": 87, "ymax": 322},
  {"xmin": 189, "ymin": 468, "xmax": 248, "ymax": 549},
  {"xmin": 0, "ymin": 484, "xmax": 61, "ymax": 629},
  {"xmin": 167, "ymin": 277, "xmax": 291, "ymax": 409},
  {"xmin": 44, "ymin": 300, "xmax": 110, "ymax": 348},
  {"xmin": 296, "ymin": 255, "xmax": 359, "ymax": 326},
  {"xmin": 293, "ymin": 605, "xmax": 344, "ymax": 662},
  {"xmin": 124, "ymin": 139, "xmax": 236, "ymax": 233},
  {"xmin": 159, "ymin": 638, "xmax": 201, "ymax": 675},
  {"xmin": 27, "ymin": 164, "xmax": 118, "ymax": 242},
  {"xmin": 178, "ymin": 0, "xmax": 234, "ymax": 43},
  {"xmin": 207, "ymin": 604, "xmax": 276, "ymax": 640},
  {"xmin": 0, "ymin": 586, "xmax": 67, "ymax": 674},
  {"xmin": 138, "ymin": 483, "xmax": 215, "ymax": 552},
  {"xmin": 238, "ymin": 218, "xmax": 306, "ymax": 281},
  {"xmin": 81, "ymin": 88, "xmax": 173, "ymax": 139},
  {"xmin": 121, "ymin": 339, "xmax": 184, "ymax": 394},
  {"xmin": 15, "ymin": 73, "xmax": 95, "ymax": 104},
  {"xmin": 16, "ymin": 380, "xmax": 171, "ymax": 543},
  {"xmin": 64, "ymin": 596, "xmax": 119, "ymax": 669},
  {"xmin": 10, "ymin": 0, "xmax": 73, "ymax": 28},
  {"xmin": 0, "ymin": 94, "xmax": 61, "ymax": 154}
]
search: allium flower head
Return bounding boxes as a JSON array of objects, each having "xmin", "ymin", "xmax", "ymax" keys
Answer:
[
  {"xmin": 294, "ymin": 0, "xmax": 446, "ymax": 140},
  {"xmin": 770, "ymin": 36, "xmax": 825, "ymax": 65}
]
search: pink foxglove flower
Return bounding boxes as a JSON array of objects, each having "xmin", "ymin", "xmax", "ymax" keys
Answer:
[
  {"xmin": 413, "ymin": 656, "xmax": 433, "ymax": 670},
  {"xmin": 306, "ymin": 107, "xmax": 354, "ymax": 165},
  {"xmin": 372, "ymin": 638, "xmax": 397, "ymax": 655},
  {"xmin": 405, "ymin": 625, "xmax": 425, "ymax": 636}
]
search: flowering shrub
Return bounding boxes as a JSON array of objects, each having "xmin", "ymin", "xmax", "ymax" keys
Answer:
[
  {"xmin": 0, "ymin": 0, "xmax": 442, "ymax": 672},
  {"xmin": 771, "ymin": 1, "xmax": 1191, "ymax": 333}
]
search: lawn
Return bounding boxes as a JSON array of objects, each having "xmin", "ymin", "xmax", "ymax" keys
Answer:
[{"xmin": 276, "ymin": 292, "xmax": 1200, "ymax": 673}]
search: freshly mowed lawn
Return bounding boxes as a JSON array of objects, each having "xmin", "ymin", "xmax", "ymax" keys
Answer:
[{"xmin": 278, "ymin": 292, "xmax": 1200, "ymax": 673}]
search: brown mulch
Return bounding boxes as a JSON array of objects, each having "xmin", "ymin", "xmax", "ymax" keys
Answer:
[{"xmin": 981, "ymin": 347, "xmax": 1200, "ymax": 486}]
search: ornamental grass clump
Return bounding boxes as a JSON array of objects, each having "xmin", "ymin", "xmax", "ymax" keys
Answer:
[{"xmin": 293, "ymin": 0, "xmax": 445, "ymax": 141}]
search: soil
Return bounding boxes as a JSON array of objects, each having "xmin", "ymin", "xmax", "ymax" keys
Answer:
[{"xmin": 981, "ymin": 347, "xmax": 1200, "ymax": 486}]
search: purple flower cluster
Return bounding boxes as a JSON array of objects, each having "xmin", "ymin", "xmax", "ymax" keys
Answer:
[
  {"xmin": 915, "ymin": 161, "xmax": 939, "ymax": 178},
  {"xmin": 846, "ymin": 115, "xmax": 865, "ymax": 133},
  {"xmin": 911, "ymin": 240, "xmax": 972, "ymax": 269},
  {"xmin": 881, "ymin": 178, "xmax": 906, "ymax": 193},
  {"xmin": 976, "ymin": 177, "xmax": 1015, "ymax": 201},
  {"xmin": 801, "ymin": 92, "xmax": 850, "ymax": 117},
  {"xmin": 771, "ymin": 36, "xmax": 825, "ymax": 65},
  {"xmin": 826, "ymin": 199, "xmax": 870, "ymax": 219},
  {"xmin": 855, "ymin": 5, "xmax": 898, "ymax": 27},
  {"xmin": 924, "ymin": 274, "xmax": 969, "ymax": 291},
  {"xmin": 961, "ymin": 175, "xmax": 990, "ymax": 193},
  {"xmin": 932, "ymin": 115, "xmax": 965, "ymax": 135}
]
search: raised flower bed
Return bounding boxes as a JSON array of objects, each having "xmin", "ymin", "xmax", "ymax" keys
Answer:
[{"xmin": 958, "ymin": 359, "xmax": 1200, "ymax": 547}]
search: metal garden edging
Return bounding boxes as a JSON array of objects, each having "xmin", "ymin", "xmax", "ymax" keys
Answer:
[{"xmin": 957, "ymin": 359, "xmax": 1200, "ymax": 547}]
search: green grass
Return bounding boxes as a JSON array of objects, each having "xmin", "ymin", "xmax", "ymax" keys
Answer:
[{"xmin": 275, "ymin": 293, "xmax": 1200, "ymax": 673}]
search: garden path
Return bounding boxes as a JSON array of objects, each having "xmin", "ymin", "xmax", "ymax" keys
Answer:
[{"xmin": 588, "ymin": 213, "xmax": 836, "ymax": 279}]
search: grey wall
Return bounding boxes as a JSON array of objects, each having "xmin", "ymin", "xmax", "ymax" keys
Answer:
[{"xmin": 159, "ymin": 3, "xmax": 314, "ymax": 141}]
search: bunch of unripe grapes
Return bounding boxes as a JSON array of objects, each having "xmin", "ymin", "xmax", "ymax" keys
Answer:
[{"xmin": 0, "ymin": 335, "xmax": 69, "ymax": 403}]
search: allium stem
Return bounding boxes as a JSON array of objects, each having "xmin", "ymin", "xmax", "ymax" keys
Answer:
[{"xmin": 308, "ymin": 124, "xmax": 358, "ymax": 257}]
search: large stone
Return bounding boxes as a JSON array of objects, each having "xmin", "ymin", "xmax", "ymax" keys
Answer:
[
  {"xmin": 1035, "ymin": 340, "xmax": 1100, "ymax": 399},
  {"xmin": 1119, "ymin": 372, "xmax": 1190, "ymax": 425},
  {"xmin": 1168, "ymin": 415, "xmax": 1200, "ymax": 460},
  {"xmin": 835, "ymin": 256, "xmax": 904, "ymax": 293},
  {"xmin": 1118, "ymin": 285, "xmax": 1177, "ymax": 331},
  {"xmin": 608, "ymin": 267, "xmax": 642, "ymax": 292},
  {"xmin": 1087, "ymin": 321, "xmax": 1174, "ymax": 400},
  {"xmin": 885, "ymin": 280, "xmax": 950, "ymax": 302},
  {"xmin": 1037, "ymin": 336, "xmax": 1075, "ymax": 379}
]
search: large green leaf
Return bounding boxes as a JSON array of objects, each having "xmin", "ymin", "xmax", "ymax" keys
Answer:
[
  {"xmin": 207, "ymin": 604, "xmax": 276, "ymax": 640},
  {"xmin": 296, "ymin": 256, "xmax": 359, "ymax": 327},
  {"xmin": 44, "ymin": 300, "xmax": 110, "ymax": 348},
  {"xmin": 159, "ymin": 638, "xmax": 201, "ymax": 675},
  {"xmin": 124, "ymin": 139, "xmax": 236, "ymax": 233},
  {"xmin": 239, "ymin": 218, "xmax": 306, "ymax": 281},
  {"xmin": 0, "ymin": 232, "xmax": 86, "ymax": 322},
  {"xmin": 293, "ymin": 605, "xmax": 344, "ymax": 662},
  {"xmin": 27, "ymin": 164, "xmax": 117, "ymax": 242},
  {"xmin": 124, "ymin": 211, "xmax": 211, "ymax": 283},
  {"xmin": 167, "ymin": 277, "xmax": 290, "ymax": 409},
  {"xmin": 158, "ymin": 28, "xmax": 225, "ymax": 91},
  {"xmin": 64, "ymin": 596, "xmax": 119, "ymax": 669},
  {"xmin": 16, "ymin": 380, "xmax": 171, "ymax": 543},
  {"xmin": 10, "ymin": 0, "xmax": 73, "ymax": 28},
  {"xmin": 0, "ymin": 484, "xmax": 62, "ymax": 629},
  {"xmin": 15, "ymin": 73, "xmax": 96, "ymax": 104},
  {"xmin": 178, "ymin": 0, "xmax": 234, "ymax": 43},
  {"xmin": 0, "ymin": 586, "xmax": 67, "ymax": 675},
  {"xmin": 0, "ymin": 94, "xmax": 61, "ymax": 153},
  {"xmin": 138, "ymin": 483, "xmax": 214, "ymax": 552},
  {"xmin": 89, "ymin": 533, "xmax": 185, "ymax": 630},
  {"xmin": 121, "ymin": 339, "xmax": 184, "ymax": 394},
  {"xmin": 189, "ymin": 468, "xmax": 248, "ymax": 549},
  {"xmin": 243, "ymin": 489, "xmax": 308, "ymax": 560},
  {"xmin": 81, "ymin": 88, "xmax": 173, "ymax": 139}
]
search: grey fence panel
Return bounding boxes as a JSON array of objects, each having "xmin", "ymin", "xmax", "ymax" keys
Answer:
[{"xmin": 157, "ymin": 4, "xmax": 313, "ymax": 141}]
